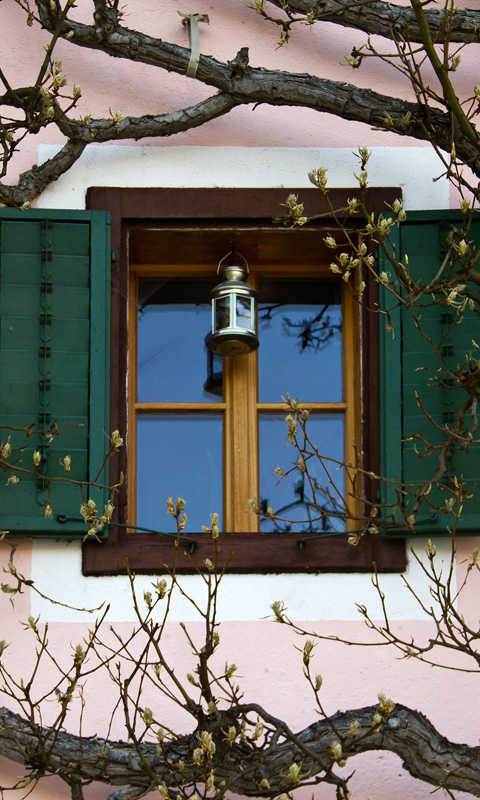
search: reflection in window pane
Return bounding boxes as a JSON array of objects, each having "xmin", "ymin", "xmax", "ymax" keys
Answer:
[
  {"xmin": 258, "ymin": 280, "xmax": 342, "ymax": 403},
  {"xmin": 138, "ymin": 278, "xmax": 222, "ymax": 402},
  {"xmin": 215, "ymin": 297, "xmax": 230, "ymax": 332},
  {"xmin": 236, "ymin": 296, "xmax": 252, "ymax": 329},
  {"xmin": 137, "ymin": 415, "xmax": 223, "ymax": 533},
  {"xmin": 259, "ymin": 414, "xmax": 345, "ymax": 533}
]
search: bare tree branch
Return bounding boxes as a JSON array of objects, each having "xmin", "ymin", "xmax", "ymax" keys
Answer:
[
  {"xmin": 54, "ymin": 93, "xmax": 241, "ymax": 143},
  {"xmin": 0, "ymin": 139, "xmax": 86, "ymax": 206},
  {"xmin": 266, "ymin": 0, "xmax": 480, "ymax": 45},
  {"xmin": 0, "ymin": 93, "xmax": 238, "ymax": 205}
]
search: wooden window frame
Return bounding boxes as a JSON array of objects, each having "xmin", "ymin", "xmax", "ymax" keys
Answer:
[{"xmin": 83, "ymin": 187, "xmax": 406, "ymax": 574}]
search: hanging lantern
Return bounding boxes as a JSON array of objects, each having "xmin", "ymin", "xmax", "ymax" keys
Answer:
[{"xmin": 206, "ymin": 252, "xmax": 259, "ymax": 356}]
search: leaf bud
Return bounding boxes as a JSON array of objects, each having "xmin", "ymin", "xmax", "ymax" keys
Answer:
[
  {"xmin": 1, "ymin": 438, "xmax": 11, "ymax": 459},
  {"xmin": 331, "ymin": 741, "xmax": 342, "ymax": 761},
  {"xmin": 252, "ymin": 720, "xmax": 264, "ymax": 740},
  {"xmin": 303, "ymin": 639, "xmax": 315, "ymax": 665},
  {"xmin": 288, "ymin": 763, "xmax": 301, "ymax": 783}
]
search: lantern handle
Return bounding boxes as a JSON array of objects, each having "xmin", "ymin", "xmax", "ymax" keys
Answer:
[{"xmin": 217, "ymin": 250, "xmax": 249, "ymax": 275}]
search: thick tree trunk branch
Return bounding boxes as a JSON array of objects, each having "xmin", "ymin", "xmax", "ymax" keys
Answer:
[
  {"xmin": 1, "ymin": 703, "xmax": 480, "ymax": 798},
  {"xmin": 0, "ymin": 140, "xmax": 87, "ymax": 206},
  {"xmin": 266, "ymin": 0, "xmax": 480, "ymax": 45}
]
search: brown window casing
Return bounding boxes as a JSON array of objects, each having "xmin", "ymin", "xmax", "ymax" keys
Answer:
[{"xmin": 83, "ymin": 187, "xmax": 406, "ymax": 575}]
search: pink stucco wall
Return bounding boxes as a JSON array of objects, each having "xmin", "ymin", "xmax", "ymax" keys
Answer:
[{"xmin": 1, "ymin": 2, "xmax": 479, "ymax": 799}]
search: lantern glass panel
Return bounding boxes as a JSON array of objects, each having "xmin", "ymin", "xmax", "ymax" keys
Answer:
[
  {"xmin": 215, "ymin": 296, "xmax": 231, "ymax": 332},
  {"xmin": 236, "ymin": 295, "xmax": 253, "ymax": 330}
]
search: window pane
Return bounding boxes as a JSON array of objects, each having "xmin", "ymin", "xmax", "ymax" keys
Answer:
[
  {"xmin": 259, "ymin": 414, "xmax": 345, "ymax": 533},
  {"xmin": 137, "ymin": 415, "xmax": 223, "ymax": 533},
  {"xmin": 138, "ymin": 278, "xmax": 222, "ymax": 402},
  {"xmin": 258, "ymin": 279, "xmax": 342, "ymax": 403}
]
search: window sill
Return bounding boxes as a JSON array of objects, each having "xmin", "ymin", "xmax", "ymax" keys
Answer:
[{"xmin": 82, "ymin": 530, "xmax": 406, "ymax": 575}]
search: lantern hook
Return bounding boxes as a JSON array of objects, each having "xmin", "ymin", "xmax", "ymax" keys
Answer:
[{"xmin": 217, "ymin": 250, "xmax": 249, "ymax": 275}]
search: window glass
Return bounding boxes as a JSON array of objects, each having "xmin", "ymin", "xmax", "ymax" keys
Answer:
[
  {"xmin": 137, "ymin": 414, "xmax": 223, "ymax": 532},
  {"xmin": 138, "ymin": 278, "xmax": 221, "ymax": 402},
  {"xmin": 259, "ymin": 414, "xmax": 345, "ymax": 533},
  {"xmin": 134, "ymin": 273, "xmax": 348, "ymax": 537},
  {"xmin": 258, "ymin": 279, "xmax": 342, "ymax": 403}
]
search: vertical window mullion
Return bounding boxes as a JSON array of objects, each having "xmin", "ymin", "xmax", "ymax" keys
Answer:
[
  {"xmin": 223, "ymin": 344, "xmax": 259, "ymax": 533},
  {"xmin": 223, "ymin": 269, "xmax": 259, "ymax": 532}
]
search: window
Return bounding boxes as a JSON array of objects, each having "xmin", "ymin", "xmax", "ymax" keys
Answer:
[
  {"xmin": 129, "ymin": 265, "xmax": 357, "ymax": 537},
  {"xmin": 81, "ymin": 188, "xmax": 406, "ymax": 573}
]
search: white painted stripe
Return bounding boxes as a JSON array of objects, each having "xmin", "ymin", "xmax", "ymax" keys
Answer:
[
  {"xmin": 30, "ymin": 538, "xmax": 453, "ymax": 623},
  {"xmin": 37, "ymin": 144, "xmax": 449, "ymax": 210}
]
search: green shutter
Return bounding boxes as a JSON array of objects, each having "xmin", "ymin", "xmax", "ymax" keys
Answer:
[
  {"xmin": 380, "ymin": 212, "xmax": 480, "ymax": 534},
  {"xmin": 0, "ymin": 209, "xmax": 110, "ymax": 536}
]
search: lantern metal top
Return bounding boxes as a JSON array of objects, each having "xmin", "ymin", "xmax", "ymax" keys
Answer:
[{"xmin": 211, "ymin": 250, "xmax": 257, "ymax": 298}]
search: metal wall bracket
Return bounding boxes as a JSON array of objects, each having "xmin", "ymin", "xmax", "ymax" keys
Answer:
[{"xmin": 178, "ymin": 11, "xmax": 209, "ymax": 78}]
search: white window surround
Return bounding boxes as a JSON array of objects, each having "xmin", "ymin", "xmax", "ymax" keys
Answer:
[
  {"xmin": 30, "ymin": 143, "xmax": 453, "ymax": 623},
  {"xmin": 31, "ymin": 537, "xmax": 453, "ymax": 624},
  {"xmin": 37, "ymin": 144, "xmax": 449, "ymax": 211}
]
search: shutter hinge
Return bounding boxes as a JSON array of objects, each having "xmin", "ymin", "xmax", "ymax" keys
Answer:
[
  {"xmin": 40, "ymin": 219, "xmax": 53, "ymax": 261},
  {"xmin": 39, "ymin": 378, "xmax": 51, "ymax": 392}
]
